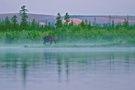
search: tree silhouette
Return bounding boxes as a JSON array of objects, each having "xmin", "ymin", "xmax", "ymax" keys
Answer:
[
  {"xmin": 64, "ymin": 12, "xmax": 70, "ymax": 26},
  {"xmin": 11, "ymin": 15, "xmax": 18, "ymax": 30},
  {"xmin": 19, "ymin": 5, "xmax": 28, "ymax": 30},
  {"xmin": 55, "ymin": 13, "xmax": 62, "ymax": 28},
  {"xmin": 31, "ymin": 19, "xmax": 37, "ymax": 30},
  {"xmin": 123, "ymin": 15, "xmax": 129, "ymax": 29},
  {"xmin": 5, "ymin": 16, "xmax": 11, "ymax": 31}
]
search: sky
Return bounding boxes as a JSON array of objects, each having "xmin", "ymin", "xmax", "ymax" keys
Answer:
[{"xmin": 0, "ymin": 0, "xmax": 135, "ymax": 16}]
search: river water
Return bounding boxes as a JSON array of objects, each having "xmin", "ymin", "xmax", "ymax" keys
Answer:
[{"xmin": 0, "ymin": 47, "xmax": 135, "ymax": 90}]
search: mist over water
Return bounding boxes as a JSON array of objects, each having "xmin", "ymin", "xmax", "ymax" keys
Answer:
[{"xmin": 0, "ymin": 47, "xmax": 135, "ymax": 90}]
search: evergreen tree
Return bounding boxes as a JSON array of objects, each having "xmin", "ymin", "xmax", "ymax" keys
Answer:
[
  {"xmin": 80, "ymin": 21, "xmax": 85, "ymax": 28},
  {"xmin": 47, "ymin": 22, "xmax": 54, "ymax": 30},
  {"xmin": 55, "ymin": 13, "xmax": 62, "ymax": 28},
  {"xmin": 64, "ymin": 12, "xmax": 70, "ymax": 26},
  {"xmin": 116, "ymin": 22, "xmax": 122, "ymax": 30},
  {"xmin": 85, "ymin": 19, "xmax": 88, "ymax": 24},
  {"xmin": 31, "ymin": 19, "xmax": 37, "ymax": 30},
  {"xmin": 109, "ymin": 15, "xmax": 111, "ymax": 26},
  {"xmin": 35, "ymin": 21, "xmax": 39, "ymax": 30},
  {"xmin": 19, "ymin": 5, "xmax": 28, "ymax": 30},
  {"xmin": 123, "ymin": 15, "xmax": 129, "ymax": 29},
  {"xmin": 0, "ymin": 20, "xmax": 5, "ymax": 31},
  {"xmin": 87, "ymin": 21, "xmax": 92, "ymax": 29},
  {"xmin": 11, "ymin": 15, "xmax": 18, "ymax": 30},
  {"xmin": 93, "ymin": 17, "xmax": 96, "ymax": 27},
  {"xmin": 111, "ymin": 20, "xmax": 114, "ymax": 29},
  {"xmin": 0, "ymin": 20, "xmax": 2, "ymax": 31},
  {"xmin": 5, "ymin": 16, "xmax": 11, "ymax": 31},
  {"xmin": 123, "ymin": 19, "xmax": 129, "ymax": 29},
  {"xmin": 69, "ymin": 19, "xmax": 74, "ymax": 26}
]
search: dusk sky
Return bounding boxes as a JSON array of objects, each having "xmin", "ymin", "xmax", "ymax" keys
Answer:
[{"xmin": 0, "ymin": 0, "xmax": 135, "ymax": 15}]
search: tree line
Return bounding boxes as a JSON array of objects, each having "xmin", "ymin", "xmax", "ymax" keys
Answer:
[
  {"xmin": 0, "ymin": 5, "xmax": 135, "ymax": 45},
  {"xmin": 0, "ymin": 5, "xmax": 36, "ymax": 31},
  {"xmin": 0, "ymin": 5, "xmax": 135, "ymax": 31}
]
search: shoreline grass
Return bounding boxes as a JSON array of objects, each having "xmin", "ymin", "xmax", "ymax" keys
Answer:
[
  {"xmin": 0, "ymin": 41, "xmax": 135, "ymax": 48},
  {"xmin": 0, "ymin": 29, "xmax": 135, "ymax": 47}
]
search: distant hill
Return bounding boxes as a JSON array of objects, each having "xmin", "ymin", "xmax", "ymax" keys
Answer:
[
  {"xmin": 0, "ymin": 13, "xmax": 55, "ymax": 21},
  {"xmin": 0, "ymin": 13, "xmax": 135, "ymax": 25},
  {"xmin": 70, "ymin": 15, "xmax": 135, "ymax": 25}
]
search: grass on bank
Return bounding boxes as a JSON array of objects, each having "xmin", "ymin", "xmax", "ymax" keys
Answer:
[{"xmin": 0, "ymin": 28, "xmax": 135, "ymax": 47}]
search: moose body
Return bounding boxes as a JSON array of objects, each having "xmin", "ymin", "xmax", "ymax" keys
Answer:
[{"xmin": 43, "ymin": 36, "xmax": 57, "ymax": 44}]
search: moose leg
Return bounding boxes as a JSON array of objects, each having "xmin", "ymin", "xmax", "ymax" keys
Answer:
[
  {"xmin": 44, "ymin": 42, "xmax": 46, "ymax": 44},
  {"xmin": 50, "ymin": 41, "xmax": 53, "ymax": 44},
  {"xmin": 43, "ymin": 40, "xmax": 46, "ymax": 44}
]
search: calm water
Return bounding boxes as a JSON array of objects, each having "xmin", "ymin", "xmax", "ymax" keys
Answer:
[{"xmin": 0, "ymin": 47, "xmax": 135, "ymax": 90}]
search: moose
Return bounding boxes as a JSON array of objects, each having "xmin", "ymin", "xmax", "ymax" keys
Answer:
[{"xmin": 43, "ymin": 36, "xmax": 57, "ymax": 44}]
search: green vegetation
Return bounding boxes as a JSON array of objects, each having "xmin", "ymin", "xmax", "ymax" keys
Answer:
[
  {"xmin": 64, "ymin": 12, "xmax": 70, "ymax": 26},
  {"xmin": 19, "ymin": 5, "xmax": 29, "ymax": 30},
  {"xmin": 0, "ymin": 5, "xmax": 135, "ymax": 46},
  {"xmin": 55, "ymin": 13, "xmax": 63, "ymax": 28}
]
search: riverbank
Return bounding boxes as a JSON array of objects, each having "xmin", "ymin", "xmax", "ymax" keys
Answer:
[{"xmin": 0, "ymin": 42, "xmax": 135, "ymax": 48}]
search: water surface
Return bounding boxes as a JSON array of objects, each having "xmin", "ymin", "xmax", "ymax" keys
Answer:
[{"xmin": 0, "ymin": 47, "xmax": 135, "ymax": 90}]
